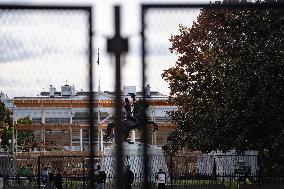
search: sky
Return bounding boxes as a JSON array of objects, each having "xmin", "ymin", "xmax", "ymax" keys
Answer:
[{"xmin": 0, "ymin": 0, "xmax": 210, "ymax": 97}]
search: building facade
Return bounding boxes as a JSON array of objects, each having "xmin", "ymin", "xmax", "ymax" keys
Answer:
[{"xmin": 8, "ymin": 84, "xmax": 177, "ymax": 156}]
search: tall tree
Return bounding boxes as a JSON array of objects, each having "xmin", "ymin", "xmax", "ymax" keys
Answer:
[
  {"xmin": 162, "ymin": 3, "xmax": 284, "ymax": 175},
  {"xmin": 16, "ymin": 116, "xmax": 33, "ymax": 147},
  {"xmin": 0, "ymin": 102, "xmax": 13, "ymax": 147}
]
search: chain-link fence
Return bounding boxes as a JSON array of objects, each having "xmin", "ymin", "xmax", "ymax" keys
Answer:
[
  {"xmin": 0, "ymin": 4, "xmax": 95, "ymax": 189},
  {"xmin": 0, "ymin": 6, "xmax": 91, "ymax": 97},
  {"xmin": 0, "ymin": 2, "xmax": 284, "ymax": 189},
  {"xmin": 140, "ymin": 2, "xmax": 284, "ymax": 189},
  {"xmin": 1, "ymin": 154, "xmax": 284, "ymax": 189}
]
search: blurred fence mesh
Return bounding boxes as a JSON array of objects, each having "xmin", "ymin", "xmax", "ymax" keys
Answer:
[
  {"xmin": 0, "ymin": 9, "xmax": 90, "ymax": 97},
  {"xmin": 0, "ymin": 3, "xmax": 284, "ymax": 189},
  {"xmin": 142, "ymin": 7, "xmax": 201, "ymax": 95}
]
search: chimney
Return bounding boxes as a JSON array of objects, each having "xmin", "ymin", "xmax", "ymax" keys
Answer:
[
  {"xmin": 123, "ymin": 86, "xmax": 136, "ymax": 96},
  {"xmin": 123, "ymin": 86, "xmax": 127, "ymax": 96},
  {"xmin": 0, "ymin": 91, "xmax": 5, "ymax": 102},
  {"xmin": 71, "ymin": 85, "xmax": 76, "ymax": 96},
  {"xmin": 49, "ymin": 85, "xmax": 56, "ymax": 97},
  {"xmin": 145, "ymin": 84, "xmax": 151, "ymax": 96}
]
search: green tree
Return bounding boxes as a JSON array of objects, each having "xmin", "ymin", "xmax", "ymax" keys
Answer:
[
  {"xmin": 16, "ymin": 116, "xmax": 34, "ymax": 146},
  {"xmin": 162, "ymin": 3, "xmax": 284, "ymax": 175},
  {"xmin": 0, "ymin": 102, "xmax": 13, "ymax": 147}
]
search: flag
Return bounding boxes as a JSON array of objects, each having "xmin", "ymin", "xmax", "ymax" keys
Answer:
[{"xmin": 97, "ymin": 48, "xmax": 99, "ymax": 65}]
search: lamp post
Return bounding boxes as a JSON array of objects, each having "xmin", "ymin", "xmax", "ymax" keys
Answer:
[
  {"xmin": 0, "ymin": 138, "xmax": 2, "ymax": 153},
  {"xmin": 8, "ymin": 139, "xmax": 11, "ymax": 154}
]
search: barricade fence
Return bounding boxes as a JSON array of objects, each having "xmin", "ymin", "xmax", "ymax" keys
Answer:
[
  {"xmin": 0, "ymin": 155, "xmax": 283, "ymax": 189},
  {"xmin": 1, "ymin": 2, "xmax": 284, "ymax": 189}
]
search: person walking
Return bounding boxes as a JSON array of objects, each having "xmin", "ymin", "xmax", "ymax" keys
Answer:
[
  {"xmin": 45, "ymin": 169, "xmax": 55, "ymax": 189},
  {"xmin": 94, "ymin": 165, "xmax": 106, "ymax": 189},
  {"xmin": 42, "ymin": 167, "xmax": 49, "ymax": 185},
  {"xmin": 54, "ymin": 170, "xmax": 63, "ymax": 189},
  {"xmin": 123, "ymin": 165, "xmax": 134, "ymax": 189},
  {"xmin": 155, "ymin": 168, "xmax": 166, "ymax": 189}
]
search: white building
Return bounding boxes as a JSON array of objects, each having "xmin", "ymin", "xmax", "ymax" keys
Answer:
[{"xmin": 10, "ymin": 84, "xmax": 177, "ymax": 156}]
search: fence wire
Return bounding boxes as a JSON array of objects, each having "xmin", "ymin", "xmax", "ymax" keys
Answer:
[{"xmin": 0, "ymin": 2, "xmax": 284, "ymax": 189}]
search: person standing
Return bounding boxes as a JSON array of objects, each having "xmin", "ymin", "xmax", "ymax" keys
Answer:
[
  {"xmin": 94, "ymin": 165, "xmax": 106, "ymax": 189},
  {"xmin": 0, "ymin": 176, "xmax": 3, "ymax": 189},
  {"xmin": 156, "ymin": 168, "xmax": 166, "ymax": 189},
  {"xmin": 123, "ymin": 165, "xmax": 134, "ymax": 189}
]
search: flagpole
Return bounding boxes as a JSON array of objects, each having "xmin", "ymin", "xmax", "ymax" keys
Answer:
[
  {"xmin": 97, "ymin": 48, "xmax": 101, "ymax": 93},
  {"xmin": 97, "ymin": 48, "xmax": 102, "ymax": 152}
]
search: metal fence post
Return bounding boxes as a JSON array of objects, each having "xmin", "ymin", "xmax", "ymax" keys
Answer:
[
  {"xmin": 170, "ymin": 156, "xmax": 173, "ymax": 189},
  {"xmin": 87, "ymin": 6, "xmax": 95, "ymax": 189},
  {"xmin": 37, "ymin": 156, "xmax": 41, "ymax": 189},
  {"xmin": 83, "ymin": 157, "xmax": 86, "ymax": 189},
  {"xmin": 107, "ymin": 5, "xmax": 128, "ymax": 189}
]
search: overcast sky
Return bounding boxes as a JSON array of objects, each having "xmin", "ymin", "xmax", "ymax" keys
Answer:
[{"xmin": 0, "ymin": 0, "xmax": 210, "ymax": 97}]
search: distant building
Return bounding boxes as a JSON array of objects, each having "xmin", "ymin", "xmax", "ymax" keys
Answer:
[
  {"xmin": 211, "ymin": 0, "xmax": 248, "ymax": 4},
  {"xmin": 10, "ymin": 84, "xmax": 177, "ymax": 156},
  {"xmin": 222, "ymin": 0, "xmax": 242, "ymax": 3},
  {"xmin": 0, "ymin": 91, "xmax": 14, "ymax": 110}
]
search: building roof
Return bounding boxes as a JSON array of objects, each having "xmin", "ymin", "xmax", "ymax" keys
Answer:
[{"xmin": 36, "ymin": 90, "xmax": 168, "ymax": 100}]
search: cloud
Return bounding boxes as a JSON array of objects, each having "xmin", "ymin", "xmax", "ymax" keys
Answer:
[
  {"xmin": 0, "ymin": 1, "xmax": 202, "ymax": 97},
  {"xmin": 0, "ymin": 10, "xmax": 88, "ymax": 64}
]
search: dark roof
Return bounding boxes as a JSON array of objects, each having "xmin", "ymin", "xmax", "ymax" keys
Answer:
[
  {"xmin": 136, "ymin": 91, "xmax": 163, "ymax": 96},
  {"xmin": 40, "ymin": 91, "xmax": 98, "ymax": 97},
  {"xmin": 76, "ymin": 91, "xmax": 98, "ymax": 96},
  {"xmin": 73, "ymin": 111, "xmax": 109, "ymax": 118},
  {"xmin": 104, "ymin": 91, "xmax": 165, "ymax": 97},
  {"xmin": 39, "ymin": 90, "xmax": 165, "ymax": 98},
  {"xmin": 40, "ymin": 92, "xmax": 61, "ymax": 96}
]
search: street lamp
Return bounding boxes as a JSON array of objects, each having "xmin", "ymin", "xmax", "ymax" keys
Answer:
[
  {"xmin": 8, "ymin": 139, "xmax": 11, "ymax": 154},
  {"xmin": 0, "ymin": 138, "xmax": 2, "ymax": 153}
]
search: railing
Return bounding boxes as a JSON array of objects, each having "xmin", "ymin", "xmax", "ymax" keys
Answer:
[
  {"xmin": 1, "ymin": 154, "xmax": 283, "ymax": 189},
  {"xmin": 1, "ymin": 2, "xmax": 284, "ymax": 189},
  {"xmin": 1, "ymin": 173, "xmax": 284, "ymax": 189}
]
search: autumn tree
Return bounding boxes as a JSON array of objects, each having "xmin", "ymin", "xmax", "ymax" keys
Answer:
[
  {"xmin": 0, "ymin": 102, "xmax": 13, "ymax": 147},
  {"xmin": 162, "ymin": 3, "xmax": 284, "ymax": 175},
  {"xmin": 0, "ymin": 103, "xmax": 34, "ymax": 150},
  {"xmin": 16, "ymin": 116, "xmax": 33, "ymax": 147}
]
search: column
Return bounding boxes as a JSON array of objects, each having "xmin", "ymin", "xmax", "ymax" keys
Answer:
[
  {"xmin": 41, "ymin": 108, "xmax": 45, "ymax": 124},
  {"xmin": 69, "ymin": 127, "xmax": 73, "ymax": 151},
  {"xmin": 88, "ymin": 129, "xmax": 91, "ymax": 150},
  {"xmin": 13, "ymin": 115, "xmax": 17, "ymax": 155},
  {"xmin": 41, "ymin": 125, "xmax": 45, "ymax": 152},
  {"xmin": 154, "ymin": 131, "xmax": 157, "ymax": 146},
  {"xmin": 43, "ymin": 129, "xmax": 45, "ymax": 145},
  {"xmin": 80, "ymin": 129, "xmax": 83, "ymax": 151},
  {"xmin": 12, "ymin": 124, "xmax": 14, "ymax": 155},
  {"xmin": 15, "ymin": 130, "xmax": 17, "ymax": 155},
  {"xmin": 100, "ymin": 129, "xmax": 104, "ymax": 151},
  {"xmin": 151, "ymin": 110, "xmax": 156, "ymax": 146},
  {"xmin": 98, "ymin": 110, "xmax": 101, "ymax": 151},
  {"xmin": 69, "ymin": 108, "xmax": 73, "ymax": 124},
  {"xmin": 131, "ymin": 130, "xmax": 135, "ymax": 143},
  {"xmin": 41, "ymin": 108, "xmax": 45, "ymax": 151},
  {"xmin": 97, "ymin": 128, "xmax": 100, "ymax": 152},
  {"xmin": 69, "ymin": 110, "xmax": 73, "ymax": 151}
]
